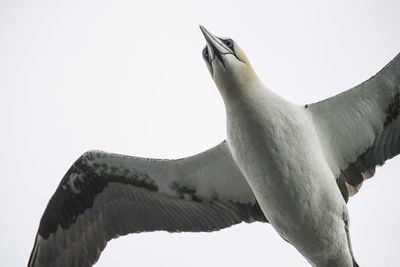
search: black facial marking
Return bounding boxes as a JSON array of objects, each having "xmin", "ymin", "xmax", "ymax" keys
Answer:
[
  {"xmin": 222, "ymin": 39, "xmax": 234, "ymax": 50},
  {"xmin": 202, "ymin": 47, "xmax": 209, "ymax": 61},
  {"xmin": 384, "ymin": 91, "xmax": 400, "ymax": 127},
  {"xmin": 219, "ymin": 37, "xmax": 246, "ymax": 63},
  {"xmin": 38, "ymin": 153, "xmax": 158, "ymax": 239},
  {"xmin": 207, "ymin": 43, "xmax": 224, "ymax": 67}
]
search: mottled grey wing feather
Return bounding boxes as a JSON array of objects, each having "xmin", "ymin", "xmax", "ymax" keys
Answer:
[
  {"xmin": 308, "ymin": 52, "xmax": 400, "ymax": 201},
  {"xmin": 28, "ymin": 141, "xmax": 267, "ymax": 267}
]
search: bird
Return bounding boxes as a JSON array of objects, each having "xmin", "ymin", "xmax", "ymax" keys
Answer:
[{"xmin": 27, "ymin": 26, "xmax": 400, "ymax": 267}]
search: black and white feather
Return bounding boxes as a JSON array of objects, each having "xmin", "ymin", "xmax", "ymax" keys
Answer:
[
  {"xmin": 308, "ymin": 53, "xmax": 400, "ymax": 201},
  {"xmin": 28, "ymin": 141, "xmax": 267, "ymax": 267},
  {"xmin": 27, "ymin": 37, "xmax": 400, "ymax": 266}
]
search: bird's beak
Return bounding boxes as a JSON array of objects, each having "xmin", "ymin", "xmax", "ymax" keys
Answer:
[{"xmin": 199, "ymin": 26, "xmax": 230, "ymax": 64}]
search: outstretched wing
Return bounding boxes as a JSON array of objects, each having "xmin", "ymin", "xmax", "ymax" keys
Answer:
[
  {"xmin": 308, "ymin": 52, "xmax": 400, "ymax": 201},
  {"xmin": 28, "ymin": 141, "xmax": 267, "ymax": 267}
]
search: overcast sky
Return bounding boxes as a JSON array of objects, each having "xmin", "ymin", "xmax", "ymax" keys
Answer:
[{"xmin": 1, "ymin": 0, "xmax": 400, "ymax": 266}]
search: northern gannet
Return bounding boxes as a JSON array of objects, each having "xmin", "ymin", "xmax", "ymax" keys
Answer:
[{"xmin": 28, "ymin": 26, "xmax": 400, "ymax": 267}]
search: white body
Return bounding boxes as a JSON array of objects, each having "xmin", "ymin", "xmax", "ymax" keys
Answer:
[
  {"xmin": 225, "ymin": 82, "xmax": 352, "ymax": 266},
  {"xmin": 28, "ymin": 27, "xmax": 399, "ymax": 267}
]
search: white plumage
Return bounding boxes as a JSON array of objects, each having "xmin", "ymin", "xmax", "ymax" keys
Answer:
[{"xmin": 28, "ymin": 27, "xmax": 400, "ymax": 267}]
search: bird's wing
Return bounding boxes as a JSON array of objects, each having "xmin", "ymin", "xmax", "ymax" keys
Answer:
[
  {"xmin": 308, "ymin": 52, "xmax": 400, "ymax": 202},
  {"xmin": 28, "ymin": 141, "xmax": 267, "ymax": 267}
]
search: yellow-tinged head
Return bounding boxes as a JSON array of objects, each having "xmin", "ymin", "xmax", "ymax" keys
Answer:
[{"xmin": 200, "ymin": 26, "xmax": 260, "ymax": 100}]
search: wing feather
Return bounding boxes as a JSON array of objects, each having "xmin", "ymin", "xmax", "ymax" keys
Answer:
[
  {"xmin": 28, "ymin": 141, "xmax": 266, "ymax": 267},
  {"xmin": 308, "ymin": 52, "xmax": 400, "ymax": 201}
]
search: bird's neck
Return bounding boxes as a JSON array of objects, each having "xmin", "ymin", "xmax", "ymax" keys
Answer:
[{"xmin": 217, "ymin": 70, "xmax": 280, "ymax": 115}]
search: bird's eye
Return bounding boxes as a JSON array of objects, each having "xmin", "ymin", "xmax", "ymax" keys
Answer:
[
  {"xmin": 202, "ymin": 47, "xmax": 209, "ymax": 58},
  {"xmin": 223, "ymin": 39, "xmax": 234, "ymax": 49}
]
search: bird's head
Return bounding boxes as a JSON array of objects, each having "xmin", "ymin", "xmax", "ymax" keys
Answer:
[{"xmin": 200, "ymin": 26, "xmax": 260, "ymax": 100}]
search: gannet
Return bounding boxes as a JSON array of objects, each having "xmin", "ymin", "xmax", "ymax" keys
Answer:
[{"xmin": 28, "ymin": 26, "xmax": 400, "ymax": 267}]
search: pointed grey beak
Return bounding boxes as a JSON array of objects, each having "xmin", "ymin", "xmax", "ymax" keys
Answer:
[{"xmin": 199, "ymin": 26, "xmax": 230, "ymax": 64}]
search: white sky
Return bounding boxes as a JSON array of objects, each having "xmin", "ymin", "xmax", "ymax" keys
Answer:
[{"xmin": 1, "ymin": 0, "xmax": 400, "ymax": 266}]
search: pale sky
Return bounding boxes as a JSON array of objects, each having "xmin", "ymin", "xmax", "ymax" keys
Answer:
[{"xmin": 1, "ymin": 0, "xmax": 400, "ymax": 266}]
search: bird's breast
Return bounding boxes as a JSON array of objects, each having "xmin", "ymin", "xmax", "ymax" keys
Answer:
[{"xmin": 226, "ymin": 95, "xmax": 345, "ymax": 241}]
